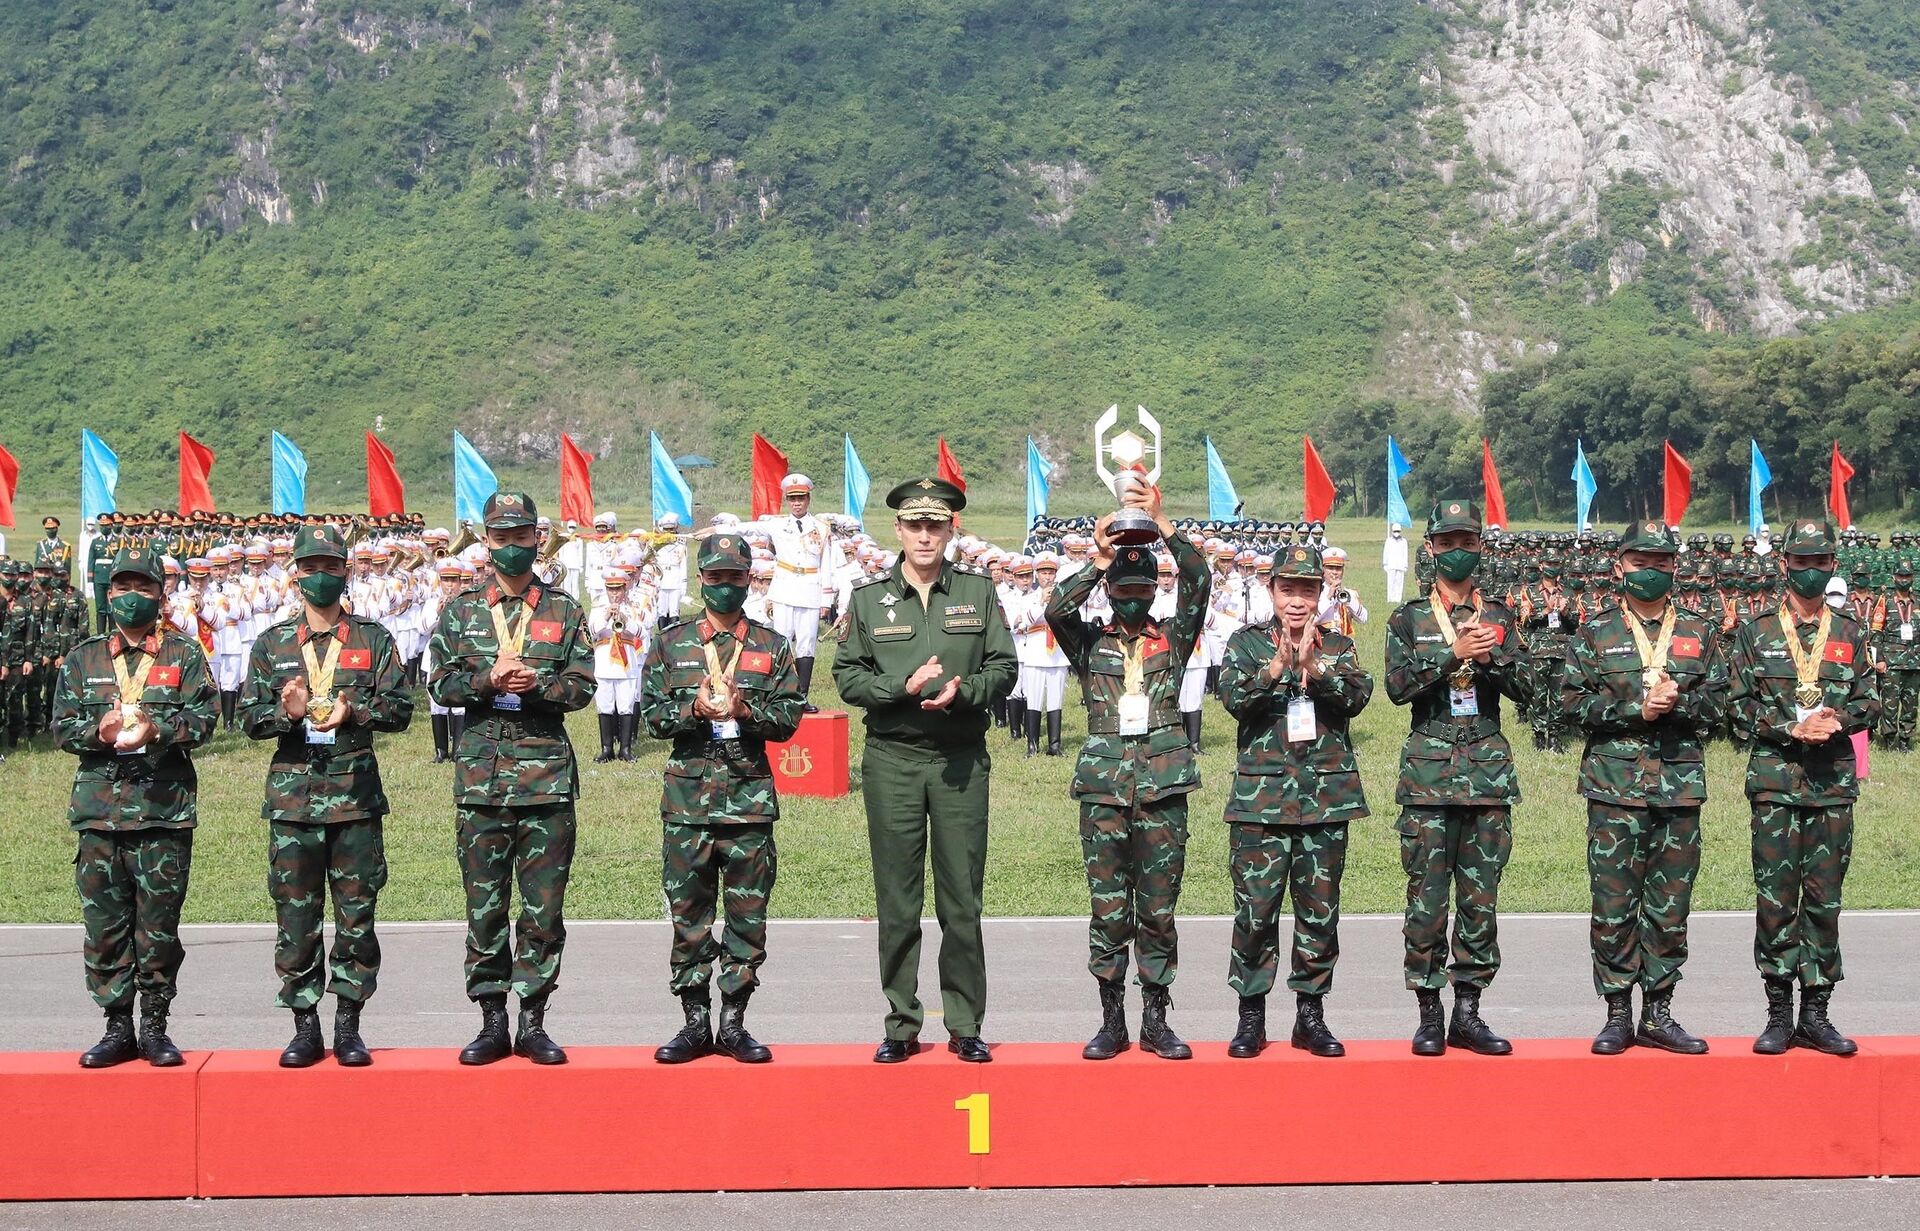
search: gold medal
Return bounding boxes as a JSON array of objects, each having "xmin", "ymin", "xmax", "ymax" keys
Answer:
[
  {"xmin": 307, "ymin": 694, "xmax": 336, "ymax": 724},
  {"xmin": 1796, "ymin": 682, "xmax": 1822, "ymax": 710},
  {"xmin": 1778, "ymin": 606, "xmax": 1833, "ymax": 716},
  {"xmin": 1430, "ymin": 589, "xmax": 1485, "ymax": 694},
  {"xmin": 1641, "ymin": 668, "xmax": 1664, "ymax": 690},
  {"xmin": 118, "ymin": 702, "xmax": 144, "ymax": 727}
]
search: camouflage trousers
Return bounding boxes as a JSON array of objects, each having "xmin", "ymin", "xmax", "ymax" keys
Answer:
[
  {"xmin": 1587, "ymin": 802, "xmax": 1700, "ymax": 996},
  {"xmin": 1880, "ymin": 668, "xmax": 1920, "ymax": 748},
  {"xmin": 1079, "ymin": 796, "xmax": 1188, "ymax": 987},
  {"xmin": 1752, "ymin": 801, "xmax": 1853, "ymax": 989},
  {"xmin": 457, "ymin": 804, "xmax": 576, "ymax": 1002},
  {"xmin": 662, "ymin": 820, "xmax": 776, "ymax": 997},
  {"xmin": 1529, "ymin": 642, "xmax": 1569, "ymax": 746},
  {"xmin": 1229, "ymin": 821, "xmax": 1347, "ymax": 997},
  {"xmin": 268, "ymin": 819, "xmax": 387, "ymax": 1010},
  {"xmin": 75, "ymin": 828, "xmax": 193, "ymax": 1010},
  {"xmin": 1398, "ymin": 805, "xmax": 1511, "ymax": 991}
]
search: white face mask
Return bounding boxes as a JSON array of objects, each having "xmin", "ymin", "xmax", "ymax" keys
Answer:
[{"xmin": 1827, "ymin": 593, "xmax": 1846, "ymax": 610}]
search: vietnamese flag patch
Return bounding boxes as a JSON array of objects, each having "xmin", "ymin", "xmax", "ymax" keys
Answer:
[
  {"xmin": 1824, "ymin": 641, "xmax": 1854, "ymax": 664},
  {"xmin": 149, "ymin": 665, "xmax": 182, "ymax": 687},
  {"xmin": 739, "ymin": 651, "xmax": 773, "ymax": 674},
  {"xmin": 1487, "ymin": 624, "xmax": 1507, "ymax": 645},
  {"xmin": 1145, "ymin": 635, "xmax": 1171, "ymax": 658},
  {"xmin": 529, "ymin": 620, "xmax": 563, "ymax": 644},
  {"xmin": 340, "ymin": 648, "xmax": 372, "ymax": 670},
  {"xmin": 1671, "ymin": 636, "xmax": 1703, "ymax": 658}
]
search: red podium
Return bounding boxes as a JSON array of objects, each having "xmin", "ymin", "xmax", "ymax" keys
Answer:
[{"xmin": 769, "ymin": 709, "xmax": 850, "ymax": 798}]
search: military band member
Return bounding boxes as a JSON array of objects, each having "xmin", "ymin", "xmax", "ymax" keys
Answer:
[
  {"xmin": 422, "ymin": 560, "xmax": 467, "ymax": 764},
  {"xmin": 589, "ymin": 570, "xmax": 646, "ymax": 763},
  {"xmin": 762, "ymin": 473, "xmax": 836, "ymax": 710}
]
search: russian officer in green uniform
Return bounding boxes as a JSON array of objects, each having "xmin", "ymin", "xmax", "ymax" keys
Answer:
[{"xmin": 833, "ymin": 478, "xmax": 1018, "ymax": 1064}]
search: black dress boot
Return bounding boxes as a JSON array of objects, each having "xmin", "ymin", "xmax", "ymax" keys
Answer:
[
  {"xmin": 1006, "ymin": 698, "xmax": 1025, "ymax": 742},
  {"xmin": 593, "ymin": 714, "xmax": 615, "ymax": 763},
  {"xmin": 797, "ymin": 656, "xmax": 818, "ymax": 713},
  {"xmin": 1447, "ymin": 985, "xmax": 1512, "ymax": 1055},
  {"xmin": 430, "ymin": 713, "xmax": 449, "ymax": 763},
  {"xmin": 1637, "ymin": 988, "xmax": 1708, "ymax": 1054},
  {"xmin": 514, "ymin": 995, "xmax": 568, "ymax": 1064},
  {"xmin": 715, "ymin": 991, "xmax": 772, "ymax": 1063},
  {"xmin": 992, "ymin": 697, "xmax": 1007, "ymax": 728},
  {"xmin": 1753, "ymin": 977, "xmax": 1795, "ymax": 1055},
  {"xmin": 1140, "ymin": 983, "xmax": 1191, "ymax": 1059},
  {"xmin": 655, "ymin": 991, "xmax": 714, "ymax": 1064},
  {"xmin": 1227, "ymin": 994, "xmax": 1266, "ymax": 1058},
  {"xmin": 333, "ymin": 999, "xmax": 371, "ymax": 1067},
  {"xmin": 279, "ymin": 1008, "xmax": 326, "ymax": 1068},
  {"xmin": 447, "ymin": 711, "xmax": 464, "ymax": 755},
  {"xmin": 619, "ymin": 712, "xmax": 637, "ymax": 761},
  {"xmin": 1082, "ymin": 979, "xmax": 1129, "ymax": 1060},
  {"xmin": 79, "ymin": 1007, "xmax": 138, "ymax": 1069},
  {"xmin": 1045, "ymin": 709, "xmax": 1063, "ymax": 756},
  {"xmin": 1412, "ymin": 988, "xmax": 1446, "ymax": 1056},
  {"xmin": 221, "ymin": 690, "xmax": 238, "ymax": 731},
  {"xmin": 1291, "ymin": 992, "xmax": 1344, "ymax": 1057},
  {"xmin": 1183, "ymin": 710, "xmax": 1202, "ymax": 755},
  {"xmin": 138, "ymin": 996, "xmax": 183, "ymax": 1067},
  {"xmin": 1025, "ymin": 710, "xmax": 1041, "ymax": 757},
  {"xmin": 1794, "ymin": 987, "xmax": 1858, "ymax": 1056},
  {"xmin": 1592, "ymin": 990, "xmax": 1635, "ymax": 1055},
  {"xmin": 458, "ymin": 994, "xmax": 511, "ymax": 1066}
]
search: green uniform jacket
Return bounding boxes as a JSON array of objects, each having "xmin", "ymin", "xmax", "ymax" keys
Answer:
[
  {"xmin": 1384, "ymin": 589, "xmax": 1533, "ymax": 806},
  {"xmin": 238, "ymin": 614, "xmax": 416, "ymax": 823},
  {"xmin": 833, "ymin": 559, "xmax": 1018, "ymax": 750},
  {"xmin": 427, "ymin": 580, "xmax": 597, "ymax": 805},
  {"xmin": 1046, "ymin": 534, "xmax": 1210, "ymax": 808},
  {"xmin": 641, "ymin": 614, "xmax": 805, "ymax": 822},
  {"xmin": 1218, "ymin": 624, "xmax": 1373, "ymax": 824},
  {"xmin": 52, "ymin": 629, "xmax": 219, "ymax": 831},
  {"xmin": 1727, "ymin": 604, "xmax": 1880, "ymax": 805},
  {"xmin": 1561, "ymin": 603, "xmax": 1727, "ymax": 807}
]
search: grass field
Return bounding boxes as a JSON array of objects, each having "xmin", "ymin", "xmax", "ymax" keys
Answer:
[{"xmin": 5, "ymin": 512, "xmax": 1920, "ymax": 923}]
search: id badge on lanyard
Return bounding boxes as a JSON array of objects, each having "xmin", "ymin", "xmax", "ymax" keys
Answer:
[
  {"xmin": 492, "ymin": 692, "xmax": 523, "ymax": 711},
  {"xmin": 1118, "ymin": 694, "xmax": 1149, "ymax": 736},
  {"xmin": 1547, "ymin": 610, "xmax": 1561, "ymax": 630},
  {"xmin": 1286, "ymin": 695, "xmax": 1316, "ymax": 743},
  {"xmin": 1903, "ymin": 622, "xmax": 1914, "ymax": 643},
  {"xmin": 711, "ymin": 719, "xmax": 742, "ymax": 740},
  {"xmin": 1449, "ymin": 683, "xmax": 1480, "ymax": 718},
  {"xmin": 304, "ymin": 720, "xmax": 336, "ymax": 746}
]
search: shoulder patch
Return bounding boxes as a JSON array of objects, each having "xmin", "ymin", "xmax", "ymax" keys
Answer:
[{"xmin": 852, "ymin": 574, "xmax": 888, "ymax": 590}]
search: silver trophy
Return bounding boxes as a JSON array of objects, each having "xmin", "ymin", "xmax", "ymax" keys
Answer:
[{"xmin": 1094, "ymin": 404, "xmax": 1163, "ymax": 546}]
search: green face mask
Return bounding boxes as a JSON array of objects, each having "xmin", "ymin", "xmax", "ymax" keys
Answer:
[
  {"xmin": 1111, "ymin": 596, "xmax": 1153, "ymax": 627},
  {"xmin": 297, "ymin": 571, "xmax": 348, "ymax": 608},
  {"xmin": 702, "ymin": 583, "xmax": 748, "ymax": 615},
  {"xmin": 1621, "ymin": 567, "xmax": 1674, "ymax": 602},
  {"xmin": 1786, "ymin": 566, "xmax": 1832, "ymax": 599},
  {"xmin": 1898, "ymin": 580, "xmax": 1913, "ymax": 592},
  {"xmin": 108, "ymin": 592, "xmax": 161, "ymax": 630},
  {"xmin": 1433, "ymin": 548, "xmax": 1480, "ymax": 582},
  {"xmin": 489, "ymin": 543, "xmax": 537, "ymax": 578}
]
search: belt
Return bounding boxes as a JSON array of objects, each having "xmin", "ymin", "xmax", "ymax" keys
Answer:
[{"xmin": 775, "ymin": 561, "xmax": 819, "ymax": 574}]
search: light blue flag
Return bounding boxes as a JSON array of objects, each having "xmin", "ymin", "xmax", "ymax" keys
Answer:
[
  {"xmin": 1573, "ymin": 439, "xmax": 1598, "ymax": 530},
  {"xmin": 80, "ymin": 429, "xmax": 118, "ymax": 524},
  {"xmin": 271, "ymin": 431, "xmax": 307, "ymax": 516},
  {"xmin": 651, "ymin": 431, "xmax": 693, "ymax": 525},
  {"xmin": 1205, "ymin": 436, "xmax": 1240, "ymax": 521},
  {"xmin": 1749, "ymin": 439, "xmax": 1772, "ymax": 536},
  {"xmin": 1386, "ymin": 435, "xmax": 1413, "ymax": 529},
  {"xmin": 1025, "ymin": 437, "xmax": 1053, "ymax": 533},
  {"xmin": 452, "ymin": 431, "xmax": 497, "ymax": 527},
  {"xmin": 844, "ymin": 434, "xmax": 871, "ymax": 523}
]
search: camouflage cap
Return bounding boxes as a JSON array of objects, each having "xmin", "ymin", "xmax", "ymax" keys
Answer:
[
  {"xmin": 1107, "ymin": 543, "xmax": 1157, "ymax": 585},
  {"xmin": 1271, "ymin": 543, "xmax": 1323, "ymax": 580},
  {"xmin": 108, "ymin": 544, "xmax": 165, "ymax": 585},
  {"xmin": 1618, "ymin": 518, "xmax": 1680, "ymax": 554},
  {"xmin": 1779, "ymin": 517, "xmax": 1837, "ymax": 557},
  {"xmin": 697, "ymin": 533, "xmax": 753, "ymax": 573},
  {"xmin": 1426, "ymin": 497, "xmax": 1482, "ymax": 537},
  {"xmin": 482, "ymin": 490, "xmax": 539, "ymax": 529},
  {"xmin": 291, "ymin": 524, "xmax": 349, "ymax": 561},
  {"xmin": 885, "ymin": 476, "xmax": 966, "ymax": 522}
]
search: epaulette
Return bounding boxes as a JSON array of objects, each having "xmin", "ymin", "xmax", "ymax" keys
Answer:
[
  {"xmin": 953, "ymin": 564, "xmax": 988, "ymax": 578},
  {"xmin": 658, "ymin": 613, "xmax": 692, "ymax": 632},
  {"xmin": 852, "ymin": 573, "xmax": 889, "ymax": 590}
]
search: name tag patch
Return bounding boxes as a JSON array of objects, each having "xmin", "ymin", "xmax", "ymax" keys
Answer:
[
  {"xmin": 873, "ymin": 623, "xmax": 915, "ymax": 639},
  {"xmin": 943, "ymin": 617, "xmax": 984, "ymax": 631}
]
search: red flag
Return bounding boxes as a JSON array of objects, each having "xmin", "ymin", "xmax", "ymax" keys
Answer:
[
  {"xmin": 1480, "ymin": 439, "xmax": 1507, "ymax": 530},
  {"xmin": 1663, "ymin": 440, "xmax": 1692, "ymax": 527},
  {"xmin": 559, "ymin": 434, "xmax": 595, "ymax": 527},
  {"xmin": 178, "ymin": 431, "xmax": 217, "ymax": 517},
  {"xmin": 366, "ymin": 431, "xmax": 405, "ymax": 518},
  {"xmin": 0, "ymin": 444, "xmax": 17, "ymax": 529},
  {"xmin": 1829, "ymin": 441, "xmax": 1855, "ymax": 529},
  {"xmin": 1303, "ymin": 436, "xmax": 1335, "ymax": 522},
  {"xmin": 751, "ymin": 433, "xmax": 789, "ymax": 520},
  {"xmin": 937, "ymin": 437, "xmax": 968, "ymax": 528}
]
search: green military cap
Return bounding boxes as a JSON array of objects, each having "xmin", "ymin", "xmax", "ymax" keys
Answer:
[
  {"xmin": 697, "ymin": 532, "xmax": 753, "ymax": 573},
  {"xmin": 291, "ymin": 524, "xmax": 348, "ymax": 561},
  {"xmin": 1107, "ymin": 543, "xmax": 1157, "ymax": 585},
  {"xmin": 1271, "ymin": 542, "xmax": 1323, "ymax": 580},
  {"xmin": 1618, "ymin": 518, "xmax": 1679, "ymax": 554},
  {"xmin": 1896, "ymin": 561, "xmax": 1914, "ymax": 578},
  {"xmin": 1779, "ymin": 517, "xmax": 1837, "ymax": 556},
  {"xmin": 108, "ymin": 544, "xmax": 165, "ymax": 585},
  {"xmin": 482, "ymin": 490, "xmax": 539, "ymax": 529},
  {"xmin": 1425, "ymin": 497, "xmax": 1481, "ymax": 537},
  {"xmin": 885, "ymin": 476, "xmax": 966, "ymax": 522}
]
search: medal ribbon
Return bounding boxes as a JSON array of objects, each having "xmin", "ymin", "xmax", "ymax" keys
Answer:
[
  {"xmin": 1122, "ymin": 634, "xmax": 1147, "ymax": 697},
  {"xmin": 111, "ymin": 642, "xmax": 157, "ymax": 710},
  {"xmin": 702, "ymin": 626, "xmax": 744, "ymax": 697},
  {"xmin": 1428, "ymin": 589, "xmax": 1484, "ymax": 689},
  {"xmin": 489, "ymin": 596, "xmax": 532, "ymax": 661},
  {"xmin": 1626, "ymin": 604, "xmax": 1678, "ymax": 677},
  {"xmin": 1777, "ymin": 605, "xmax": 1833, "ymax": 703},
  {"xmin": 300, "ymin": 627, "xmax": 346, "ymax": 702}
]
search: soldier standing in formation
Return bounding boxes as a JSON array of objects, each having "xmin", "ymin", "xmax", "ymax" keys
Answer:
[
  {"xmin": 1045, "ymin": 489, "xmax": 1208, "ymax": 1061},
  {"xmin": 54, "ymin": 546, "xmax": 218, "ymax": 1067},
  {"xmin": 1561, "ymin": 520, "xmax": 1726, "ymax": 1055},
  {"xmin": 427, "ymin": 492, "xmax": 596, "ymax": 1066},
  {"xmin": 1880, "ymin": 562, "xmax": 1920, "ymax": 750},
  {"xmin": 238, "ymin": 524, "xmax": 415, "ymax": 1067},
  {"xmin": 643, "ymin": 533, "xmax": 804, "ymax": 1064},
  {"xmin": 1218, "ymin": 542, "xmax": 1373, "ymax": 1058}
]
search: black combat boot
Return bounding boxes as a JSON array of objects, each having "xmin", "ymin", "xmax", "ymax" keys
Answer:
[
  {"xmin": 797, "ymin": 656, "xmax": 818, "ymax": 713},
  {"xmin": 1024, "ymin": 710, "xmax": 1041, "ymax": 757},
  {"xmin": 1291, "ymin": 992, "xmax": 1344, "ymax": 1057},
  {"xmin": 1637, "ymin": 988, "xmax": 1708, "ymax": 1054},
  {"xmin": 1753, "ymin": 977, "xmax": 1795, "ymax": 1055},
  {"xmin": 593, "ymin": 714, "xmax": 616, "ymax": 763},
  {"xmin": 138, "ymin": 996, "xmax": 183, "ymax": 1067},
  {"xmin": 279, "ymin": 1008, "xmax": 326, "ymax": 1068},
  {"xmin": 655, "ymin": 991, "xmax": 714, "ymax": 1064},
  {"xmin": 1447, "ymin": 985, "xmax": 1512, "ymax": 1055},
  {"xmin": 618, "ymin": 712, "xmax": 637, "ymax": 761},
  {"xmin": 333, "ymin": 999, "xmax": 371, "ymax": 1067},
  {"xmin": 1007, "ymin": 698, "xmax": 1026, "ymax": 743},
  {"xmin": 1592, "ymin": 990, "xmax": 1634, "ymax": 1055},
  {"xmin": 458, "ymin": 994, "xmax": 512, "ymax": 1066},
  {"xmin": 1082, "ymin": 979, "xmax": 1129, "ymax": 1060},
  {"xmin": 1183, "ymin": 710, "xmax": 1202, "ymax": 755},
  {"xmin": 446, "ymin": 711, "xmax": 464, "ymax": 757},
  {"xmin": 79, "ymin": 1007, "xmax": 138, "ymax": 1069},
  {"xmin": 1045, "ymin": 710, "xmax": 1063, "ymax": 756},
  {"xmin": 715, "ymin": 991, "xmax": 772, "ymax": 1063},
  {"xmin": 1227, "ymin": 994, "xmax": 1266, "ymax": 1058},
  {"xmin": 430, "ymin": 713, "xmax": 449, "ymax": 763},
  {"xmin": 1412, "ymin": 988, "xmax": 1447, "ymax": 1056},
  {"xmin": 1794, "ymin": 987, "xmax": 1858, "ymax": 1056},
  {"xmin": 1139, "ymin": 983, "xmax": 1191, "ymax": 1059},
  {"xmin": 514, "ymin": 994, "xmax": 567, "ymax": 1065}
]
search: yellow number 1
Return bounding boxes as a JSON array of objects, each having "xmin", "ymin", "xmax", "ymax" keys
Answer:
[{"xmin": 953, "ymin": 1092, "xmax": 990, "ymax": 1155}]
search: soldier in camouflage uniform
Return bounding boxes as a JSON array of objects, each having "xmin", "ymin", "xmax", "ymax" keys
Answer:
[
  {"xmin": 1217, "ymin": 542, "xmax": 1372, "ymax": 1059},
  {"xmin": 1727, "ymin": 517, "xmax": 1879, "ymax": 1056},
  {"xmin": 239, "ymin": 524, "xmax": 414, "ymax": 1068},
  {"xmin": 642, "ymin": 532, "xmax": 804, "ymax": 1065},
  {"xmin": 1875, "ymin": 562, "xmax": 1920, "ymax": 750},
  {"xmin": 1562, "ymin": 520, "xmax": 1727, "ymax": 1055},
  {"xmin": 53, "ymin": 545, "xmax": 219, "ymax": 1067},
  {"xmin": 1384, "ymin": 497, "xmax": 1532, "ymax": 1057},
  {"xmin": 1521, "ymin": 558, "xmax": 1577, "ymax": 751},
  {"xmin": 0, "ymin": 562, "xmax": 25, "ymax": 751},
  {"xmin": 428, "ymin": 491, "xmax": 596, "ymax": 1066},
  {"xmin": 1045, "ymin": 488, "xmax": 1209, "ymax": 1062}
]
